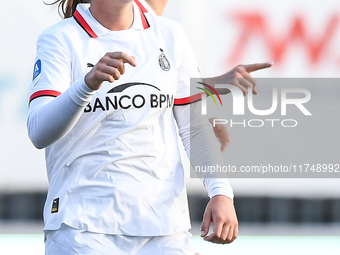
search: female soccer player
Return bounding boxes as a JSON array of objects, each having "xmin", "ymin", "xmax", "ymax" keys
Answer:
[{"xmin": 28, "ymin": 0, "xmax": 239, "ymax": 254}]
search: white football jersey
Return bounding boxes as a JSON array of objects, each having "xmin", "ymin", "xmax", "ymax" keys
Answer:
[{"xmin": 29, "ymin": 1, "xmax": 204, "ymax": 235}]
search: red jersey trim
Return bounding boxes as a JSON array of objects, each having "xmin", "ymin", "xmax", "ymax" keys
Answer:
[
  {"xmin": 73, "ymin": 9, "xmax": 98, "ymax": 38},
  {"xmin": 134, "ymin": 0, "xmax": 148, "ymax": 13},
  {"xmin": 29, "ymin": 90, "xmax": 61, "ymax": 103},
  {"xmin": 174, "ymin": 93, "xmax": 205, "ymax": 106},
  {"xmin": 138, "ymin": 6, "xmax": 150, "ymax": 29},
  {"xmin": 134, "ymin": 0, "xmax": 151, "ymax": 29},
  {"xmin": 73, "ymin": 1, "xmax": 150, "ymax": 38}
]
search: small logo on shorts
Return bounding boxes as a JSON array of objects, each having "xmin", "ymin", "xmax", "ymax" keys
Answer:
[
  {"xmin": 159, "ymin": 48, "xmax": 170, "ymax": 71},
  {"xmin": 51, "ymin": 198, "xmax": 59, "ymax": 214}
]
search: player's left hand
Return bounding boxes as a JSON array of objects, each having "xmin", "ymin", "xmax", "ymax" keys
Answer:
[
  {"xmin": 200, "ymin": 195, "xmax": 238, "ymax": 244},
  {"xmin": 203, "ymin": 62, "xmax": 273, "ymax": 96},
  {"xmin": 209, "ymin": 117, "xmax": 230, "ymax": 152}
]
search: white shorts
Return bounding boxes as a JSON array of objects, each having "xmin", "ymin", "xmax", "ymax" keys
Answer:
[{"xmin": 45, "ymin": 224, "xmax": 196, "ymax": 255}]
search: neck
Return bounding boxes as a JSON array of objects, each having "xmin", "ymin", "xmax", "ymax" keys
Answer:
[{"xmin": 90, "ymin": 0, "xmax": 134, "ymax": 31}]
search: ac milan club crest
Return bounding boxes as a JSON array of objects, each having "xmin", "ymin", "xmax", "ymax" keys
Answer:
[{"xmin": 158, "ymin": 48, "xmax": 171, "ymax": 71}]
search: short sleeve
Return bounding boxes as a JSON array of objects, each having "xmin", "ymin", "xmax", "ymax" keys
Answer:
[
  {"xmin": 173, "ymin": 26, "xmax": 203, "ymax": 106},
  {"xmin": 29, "ymin": 30, "xmax": 72, "ymax": 106}
]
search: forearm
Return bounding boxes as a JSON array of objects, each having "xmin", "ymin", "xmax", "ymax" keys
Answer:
[
  {"xmin": 173, "ymin": 104, "xmax": 234, "ymax": 200},
  {"xmin": 27, "ymin": 76, "xmax": 95, "ymax": 149},
  {"xmin": 189, "ymin": 119, "xmax": 234, "ymax": 199}
]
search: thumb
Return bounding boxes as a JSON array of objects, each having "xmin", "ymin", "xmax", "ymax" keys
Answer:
[{"xmin": 201, "ymin": 209, "xmax": 212, "ymax": 237}]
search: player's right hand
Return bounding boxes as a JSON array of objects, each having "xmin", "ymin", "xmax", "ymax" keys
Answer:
[{"xmin": 85, "ymin": 52, "xmax": 137, "ymax": 90}]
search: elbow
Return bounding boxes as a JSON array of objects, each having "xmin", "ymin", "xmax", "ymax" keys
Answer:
[
  {"xmin": 32, "ymin": 141, "xmax": 46, "ymax": 150},
  {"xmin": 28, "ymin": 129, "xmax": 47, "ymax": 150},
  {"xmin": 27, "ymin": 120, "xmax": 61, "ymax": 149},
  {"xmin": 27, "ymin": 115, "xmax": 47, "ymax": 149}
]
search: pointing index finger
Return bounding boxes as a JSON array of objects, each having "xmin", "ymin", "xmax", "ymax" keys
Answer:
[
  {"xmin": 244, "ymin": 62, "xmax": 273, "ymax": 73},
  {"xmin": 108, "ymin": 52, "xmax": 137, "ymax": 67}
]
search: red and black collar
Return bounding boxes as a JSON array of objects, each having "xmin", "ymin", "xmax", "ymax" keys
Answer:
[{"xmin": 73, "ymin": 0, "xmax": 150, "ymax": 38}]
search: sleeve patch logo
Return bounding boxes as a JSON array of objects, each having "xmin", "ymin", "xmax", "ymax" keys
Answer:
[{"xmin": 32, "ymin": 59, "xmax": 42, "ymax": 85}]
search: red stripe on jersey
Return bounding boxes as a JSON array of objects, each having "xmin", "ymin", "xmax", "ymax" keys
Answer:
[
  {"xmin": 138, "ymin": 7, "xmax": 150, "ymax": 29},
  {"xmin": 134, "ymin": 0, "xmax": 148, "ymax": 13},
  {"xmin": 174, "ymin": 93, "xmax": 205, "ymax": 106},
  {"xmin": 29, "ymin": 90, "xmax": 61, "ymax": 103},
  {"xmin": 74, "ymin": 10, "xmax": 98, "ymax": 38},
  {"xmin": 134, "ymin": 0, "xmax": 150, "ymax": 29}
]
